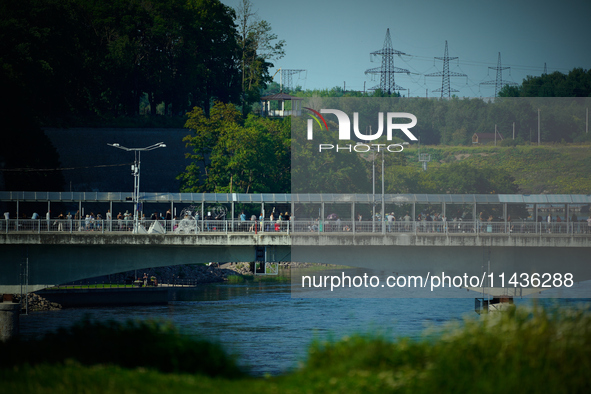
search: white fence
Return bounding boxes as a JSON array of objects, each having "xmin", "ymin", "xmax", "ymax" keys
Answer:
[{"xmin": 2, "ymin": 219, "xmax": 590, "ymax": 235}]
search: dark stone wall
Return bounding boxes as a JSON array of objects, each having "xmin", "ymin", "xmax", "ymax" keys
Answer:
[{"xmin": 43, "ymin": 128, "xmax": 193, "ymax": 192}]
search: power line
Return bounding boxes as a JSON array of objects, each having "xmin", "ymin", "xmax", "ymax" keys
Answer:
[{"xmin": 0, "ymin": 163, "xmax": 133, "ymax": 172}]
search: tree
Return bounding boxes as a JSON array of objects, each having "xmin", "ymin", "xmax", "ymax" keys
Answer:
[
  {"xmin": 501, "ymin": 68, "xmax": 591, "ymax": 98},
  {"xmin": 179, "ymin": 102, "xmax": 290, "ymax": 193},
  {"xmin": 430, "ymin": 162, "xmax": 518, "ymax": 194},
  {"xmin": 235, "ymin": 0, "xmax": 285, "ymax": 114}
]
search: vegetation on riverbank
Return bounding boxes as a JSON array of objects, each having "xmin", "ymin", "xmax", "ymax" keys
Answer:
[{"xmin": 1, "ymin": 304, "xmax": 590, "ymax": 393}]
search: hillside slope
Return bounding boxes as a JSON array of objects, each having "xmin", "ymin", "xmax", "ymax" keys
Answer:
[{"xmin": 405, "ymin": 144, "xmax": 591, "ymax": 194}]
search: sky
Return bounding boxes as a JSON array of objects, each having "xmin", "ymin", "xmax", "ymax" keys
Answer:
[{"xmin": 222, "ymin": 0, "xmax": 591, "ymax": 97}]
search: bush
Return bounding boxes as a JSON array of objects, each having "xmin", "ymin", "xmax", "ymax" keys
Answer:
[
  {"xmin": 0, "ymin": 318, "xmax": 244, "ymax": 378},
  {"xmin": 293, "ymin": 304, "xmax": 591, "ymax": 392}
]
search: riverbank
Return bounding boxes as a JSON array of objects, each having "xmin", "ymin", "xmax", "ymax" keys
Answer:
[
  {"xmin": 13, "ymin": 293, "xmax": 62, "ymax": 312},
  {"xmin": 3, "ymin": 304, "xmax": 590, "ymax": 393},
  {"xmin": 91, "ymin": 262, "xmax": 340, "ymax": 285},
  {"xmin": 14, "ymin": 263, "xmax": 340, "ymax": 311}
]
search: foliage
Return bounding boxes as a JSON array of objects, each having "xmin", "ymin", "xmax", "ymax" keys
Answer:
[
  {"xmin": 179, "ymin": 102, "xmax": 290, "ymax": 193},
  {"xmin": 0, "ymin": 317, "xmax": 243, "ymax": 377},
  {"xmin": 500, "ymin": 68, "xmax": 591, "ymax": 98},
  {"xmin": 291, "ymin": 115, "xmax": 372, "ymax": 193},
  {"xmin": 0, "ymin": 0, "xmax": 248, "ymax": 122},
  {"xmin": 404, "ymin": 144, "xmax": 591, "ymax": 194},
  {"xmin": 235, "ymin": 0, "xmax": 285, "ymax": 114},
  {"xmin": 383, "ymin": 161, "xmax": 517, "ymax": 194},
  {"xmin": 2, "ymin": 305, "xmax": 591, "ymax": 393},
  {"xmin": 290, "ymin": 304, "xmax": 591, "ymax": 393}
]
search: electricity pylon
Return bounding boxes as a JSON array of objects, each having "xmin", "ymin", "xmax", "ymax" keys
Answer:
[
  {"xmin": 425, "ymin": 41, "xmax": 467, "ymax": 98},
  {"xmin": 480, "ymin": 52, "xmax": 517, "ymax": 97},
  {"xmin": 365, "ymin": 28, "xmax": 410, "ymax": 94}
]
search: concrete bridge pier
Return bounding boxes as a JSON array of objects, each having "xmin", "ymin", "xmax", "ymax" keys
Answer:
[{"xmin": 0, "ymin": 299, "xmax": 20, "ymax": 342}]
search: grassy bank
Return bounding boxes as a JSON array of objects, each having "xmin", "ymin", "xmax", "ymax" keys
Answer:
[
  {"xmin": 1, "ymin": 304, "xmax": 590, "ymax": 393},
  {"xmin": 405, "ymin": 143, "xmax": 591, "ymax": 193}
]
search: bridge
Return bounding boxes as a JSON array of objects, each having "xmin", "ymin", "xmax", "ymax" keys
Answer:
[{"xmin": 1, "ymin": 192, "xmax": 590, "ymax": 295}]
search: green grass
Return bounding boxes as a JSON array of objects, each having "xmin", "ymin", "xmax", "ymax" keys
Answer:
[
  {"xmin": 227, "ymin": 274, "xmax": 290, "ymax": 283},
  {"xmin": 405, "ymin": 143, "xmax": 591, "ymax": 193},
  {"xmin": 226, "ymin": 275, "xmax": 246, "ymax": 283},
  {"xmin": 1, "ymin": 304, "xmax": 590, "ymax": 393},
  {"xmin": 47, "ymin": 284, "xmax": 139, "ymax": 290},
  {"xmin": 252, "ymin": 275, "xmax": 290, "ymax": 283}
]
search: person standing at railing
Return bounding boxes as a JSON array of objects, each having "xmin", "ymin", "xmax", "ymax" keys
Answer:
[
  {"xmin": 31, "ymin": 212, "xmax": 39, "ymax": 231},
  {"xmin": 124, "ymin": 210, "xmax": 131, "ymax": 230},
  {"xmin": 571, "ymin": 213, "xmax": 578, "ymax": 233},
  {"xmin": 3, "ymin": 211, "xmax": 8, "ymax": 231},
  {"xmin": 46, "ymin": 211, "xmax": 51, "ymax": 231},
  {"xmin": 57, "ymin": 212, "xmax": 64, "ymax": 231},
  {"xmin": 587, "ymin": 215, "xmax": 591, "ymax": 234},
  {"xmin": 404, "ymin": 212, "xmax": 411, "ymax": 232},
  {"xmin": 240, "ymin": 211, "xmax": 246, "ymax": 232},
  {"xmin": 547, "ymin": 213, "xmax": 552, "ymax": 233},
  {"xmin": 205, "ymin": 212, "xmax": 212, "ymax": 231},
  {"xmin": 165, "ymin": 209, "xmax": 171, "ymax": 231},
  {"xmin": 107, "ymin": 209, "xmax": 113, "ymax": 231},
  {"xmin": 387, "ymin": 212, "xmax": 393, "ymax": 232},
  {"xmin": 426, "ymin": 213, "xmax": 433, "ymax": 233},
  {"xmin": 556, "ymin": 215, "xmax": 562, "ymax": 233}
]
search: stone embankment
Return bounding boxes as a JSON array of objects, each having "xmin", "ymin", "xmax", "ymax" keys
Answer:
[
  {"xmin": 108, "ymin": 262, "xmax": 333, "ymax": 283},
  {"xmin": 13, "ymin": 293, "xmax": 62, "ymax": 312},
  {"xmin": 109, "ymin": 263, "xmax": 247, "ymax": 285}
]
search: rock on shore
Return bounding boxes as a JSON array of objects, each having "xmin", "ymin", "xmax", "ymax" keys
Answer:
[{"xmin": 12, "ymin": 293, "xmax": 62, "ymax": 312}]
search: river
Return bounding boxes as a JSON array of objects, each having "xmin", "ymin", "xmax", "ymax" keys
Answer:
[{"xmin": 17, "ymin": 269, "xmax": 589, "ymax": 376}]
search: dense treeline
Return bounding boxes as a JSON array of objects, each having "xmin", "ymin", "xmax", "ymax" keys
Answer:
[
  {"xmin": 0, "ymin": 0, "xmax": 281, "ymax": 191},
  {"xmin": 289, "ymin": 95, "xmax": 590, "ymax": 146},
  {"xmin": 0, "ymin": 0, "xmax": 278, "ymax": 123},
  {"xmin": 499, "ymin": 68, "xmax": 591, "ymax": 98}
]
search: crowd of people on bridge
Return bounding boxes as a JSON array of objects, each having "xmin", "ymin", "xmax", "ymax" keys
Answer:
[{"xmin": 3, "ymin": 208, "xmax": 591, "ymax": 234}]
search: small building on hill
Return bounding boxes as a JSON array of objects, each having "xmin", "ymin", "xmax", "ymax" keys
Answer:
[
  {"xmin": 472, "ymin": 131, "xmax": 503, "ymax": 145},
  {"xmin": 260, "ymin": 92, "xmax": 303, "ymax": 117}
]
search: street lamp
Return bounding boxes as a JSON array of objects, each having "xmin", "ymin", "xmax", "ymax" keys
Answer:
[
  {"xmin": 107, "ymin": 142, "xmax": 166, "ymax": 233},
  {"xmin": 359, "ymin": 142, "xmax": 410, "ymax": 233}
]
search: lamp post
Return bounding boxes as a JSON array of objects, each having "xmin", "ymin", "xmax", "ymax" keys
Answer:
[
  {"xmin": 107, "ymin": 142, "xmax": 166, "ymax": 233},
  {"xmin": 359, "ymin": 142, "xmax": 410, "ymax": 233}
]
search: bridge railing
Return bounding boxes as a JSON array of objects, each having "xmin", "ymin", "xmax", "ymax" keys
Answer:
[{"xmin": 2, "ymin": 219, "xmax": 590, "ymax": 236}]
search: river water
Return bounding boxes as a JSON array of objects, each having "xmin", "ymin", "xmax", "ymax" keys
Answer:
[{"xmin": 17, "ymin": 270, "xmax": 588, "ymax": 376}]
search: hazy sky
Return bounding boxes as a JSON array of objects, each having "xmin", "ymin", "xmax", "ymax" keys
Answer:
[{"xmin": 222, "ymin": 0, "xmax": 591, "ymax": 97}]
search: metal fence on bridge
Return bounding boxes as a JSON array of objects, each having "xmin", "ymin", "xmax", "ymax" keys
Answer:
[{"xmin": 2, "ymin": 219, "xmax": 590, "ymax": 235}]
